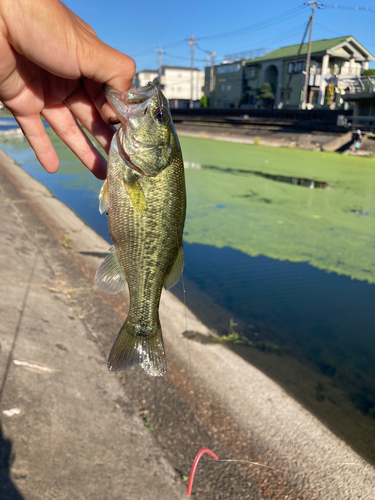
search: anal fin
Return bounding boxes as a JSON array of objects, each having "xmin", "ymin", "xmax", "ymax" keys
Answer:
[{"xmin": 94, "ymin": 246, "xmax": 126, "ymax": 294}]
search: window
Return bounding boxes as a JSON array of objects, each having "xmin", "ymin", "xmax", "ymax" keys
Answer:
[
  {"xmin": 226, "ymin": 81, "xmax": 240, "ymax": 92},
  {"xmin": 217, "ymin": 63, "xmax": 241, "ymax": 74},
  {"xmin": 247, "ymin": 68, "xmax": 255, "ymax": 78},
  {"xmin": 288, "ymin": 61, "xmax": 303, "ymax": 74}
]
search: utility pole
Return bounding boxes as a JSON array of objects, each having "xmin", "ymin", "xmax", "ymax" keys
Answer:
[
  {"xmin": 278, "ymin": 16, "xmax": 311, "ymax": 109},
  {"xmin": 155, "ymin": 46, "xmax": 164, "ymax": 79},
  {"xmin": 187, "ymin": 33, "xmax": 198, "ymax": 108},
  {"xmin": 210, "ymin": 51, "xmax": 216, "ymax": 66},
  {"xmin": 302, "ymin": 1, "xmax": 323, "ymax": 109}
]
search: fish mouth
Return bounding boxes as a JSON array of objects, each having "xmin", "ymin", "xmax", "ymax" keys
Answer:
[
  {"xmin": 105, "ymin": 79, "xmax": 162, "ymax": 177},
  {"xmin": 104, "ymin": 78, "xmax": 160, "ymax": 107}
]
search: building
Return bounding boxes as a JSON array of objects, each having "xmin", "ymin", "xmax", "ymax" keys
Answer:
[
  {"xmin": 203, "ymin": 61, "xmax": 245, "ymax": 108},
  {"xmin": 341, "ymin": 75, "xmax": 375, "ymax": 130},
  {"xmin": 204, "ymin": 36, "xmax": 374, "ymax": 109},
  {"xmin": 135, "ymin": 69, "xmax": 158, "ymax": 88},
  {"xmin": 135, "ymin": 66, "xmax": 204, "ymax": 108}
]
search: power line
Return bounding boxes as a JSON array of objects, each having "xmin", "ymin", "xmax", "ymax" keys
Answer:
[
  {"xmin": 315, "ymin": 21, "xmax": 375, "ymax": 48},
  {"xmin": 133, "ymin": 3, "xmax": 375, "ymax": 72},
  {"xmin": 131, "ymin": 39, "xmax": 185, "ymax": 58},
  {"xmin": 198, "ymin": 6, "xmax": 309, "ymax": 41},
  {"xmin": 130, "ymin": 6, "xmax": 308, "ymax": 59},
  {"xmin": 164, "ymin": 52, "xmax": 207, "ymax": 62},
  {"xmin": 212, "ymin": 22, "xmax": 307, "ymax": 61},
  {"xmin": 261, "ymin": 22, "xmax": 311, "ymax": 48},
  {"xmin": 195, "ymin": 44, "xmax": 216, "ymax": 65},
  {"xmin": 324, "ymin": 4, "xmax": 375, "ymax": 14}
]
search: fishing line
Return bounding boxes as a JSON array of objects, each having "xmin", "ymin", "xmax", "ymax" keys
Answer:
[
  {"xmin": 187, "ymin": 447, "xmax": 373, "ymax": 496},
  {"xmin": 179, "ymin": 270, "xmax": 202, "ymax": 441},
  {"xmin": 159, "ymin": 94, "xmax": 193, "ymax": 396},
  {"xmin": 181, "ymin": 272, "xmax": 191, "ymax": 374},
  {"xmin": 208, "ymin": 457, "xmax": 281, "ymax": 472},
  {"xmin": 207, "ymin": 457, "xmax": 367, "ymax": 474}
]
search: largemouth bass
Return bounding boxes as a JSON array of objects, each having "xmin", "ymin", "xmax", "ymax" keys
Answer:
[{"xmin": 95, "ymin": 78, "xmax": 186, "ymax": 377}]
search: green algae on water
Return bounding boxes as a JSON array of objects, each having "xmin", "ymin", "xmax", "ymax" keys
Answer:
[{"xmin": 180, "ymin": 136, "xmax": 375, "ymax": 284}]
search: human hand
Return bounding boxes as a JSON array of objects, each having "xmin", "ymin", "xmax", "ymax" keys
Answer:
[{"xmin": 0, "ymin": 0, "xmax": 135, "ymax": 179}]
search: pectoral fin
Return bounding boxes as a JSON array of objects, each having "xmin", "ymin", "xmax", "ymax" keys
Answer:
[
  {"xmin": 124, "ymin": 176, "xmax": 147, "ymax": 215},
  {"xmin": 164, "ymin": 246, "xmax": 184, "ymax": 290},
  {"xmin": 94, "ymin": 246, "xmax": 126, "ymax": 294},
  {"xmin": 99, "ymin": 179, "xmax": 109, "ymax": 214}
]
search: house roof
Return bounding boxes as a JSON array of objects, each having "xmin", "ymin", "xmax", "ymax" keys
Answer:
[
  {"xmin": 137, "ymin": 69, "xmax": 158, "ymax": 74},
  {"xmin": 137, "ymin": 66, "xmax": 201, "ymax": 74},
  {"xmin": 162, "ymin": 65, "xmax": 201, "ymax": 71},
  {"xmin": 247, "ymin": 36, "xmax": 374, "ymax": 63}
]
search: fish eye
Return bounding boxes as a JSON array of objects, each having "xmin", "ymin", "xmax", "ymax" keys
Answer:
[{"xmin": 153, "ymin": 107, "xmax": 168, "ymax": 123}]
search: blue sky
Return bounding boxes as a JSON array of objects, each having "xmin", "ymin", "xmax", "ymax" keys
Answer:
[{"xmin": 64, "ymin": 0, "xmax": 375, "ymax": 70}]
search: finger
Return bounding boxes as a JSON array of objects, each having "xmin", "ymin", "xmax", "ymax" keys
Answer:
[
  {"xmin": 83, "ymin": 79, "xmax": 120, "ymax": 124},
  {"xmin": 81, "ymin": 40, "xmax": 136, "ymax": 92},
  {"xmin": 42, "ymin": 103, "xmax": 107, "ymax": 180},
  {"xmin": 77, "ymin": 32, "xmax": 136, "ymax": 121},
  {"xmin": 15, "ymin": 114, "xmax": 60, "ymax": 173},
  {"xmin": 65, "ymin": 85, "xmax": 116, "ymax": 154}
]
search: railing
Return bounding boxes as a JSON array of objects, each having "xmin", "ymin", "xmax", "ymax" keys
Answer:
[{"xmin": 340, "ymin": 76, "xmax": 375, "ymax": 95}]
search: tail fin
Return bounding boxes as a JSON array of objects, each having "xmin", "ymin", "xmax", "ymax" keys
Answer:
[{"xmin": 107, "ymin": 320, "xmax": 166, "ymax": 377}]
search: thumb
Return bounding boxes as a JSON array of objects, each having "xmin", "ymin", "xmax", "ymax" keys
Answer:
[{"xmin": 79, "ymin": 32, "xmax": 136, "ymax": 122}]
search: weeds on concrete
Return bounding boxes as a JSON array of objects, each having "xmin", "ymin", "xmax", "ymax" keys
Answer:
[
  {"xmin": 139, "ymin": 410, "xmax": 159, "ymax": 432},
  {"xmin": 61, "ymin": 233, "xmax": 72, "ymax": 249}
]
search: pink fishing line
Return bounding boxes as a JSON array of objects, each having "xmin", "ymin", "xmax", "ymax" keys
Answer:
[{"xmin": 187, "ymin": 448, "xmax": 219, "ymax": 497}]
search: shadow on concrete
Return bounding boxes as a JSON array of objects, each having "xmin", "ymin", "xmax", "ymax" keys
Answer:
[
  {"xmin": 0, "ymin": 423, "xmax": 24, "ymax": 499},
  {"xmin": 80, "ymin": 251, "xmax": 109, "ymax": 259}
]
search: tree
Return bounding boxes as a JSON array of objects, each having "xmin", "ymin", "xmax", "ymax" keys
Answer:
[
  {"xmin": 325, "ymin": 83, "xmax": 335, "ymax": 108},
  {"xmin": 363, "ymin": 69, "xmax": 375, "ymax": 76},
  {"xmin": 256, "ymin": 83, "xmax": 274, "ymax": 107},
  {"xmin": 199, "ymin": 94, "xmax": 208, "ymax": 108}
]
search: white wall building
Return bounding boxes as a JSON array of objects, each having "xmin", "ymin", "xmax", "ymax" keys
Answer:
[
  {"xmin": 135, "ymin": 66, "xmax": 204, "ymax": 108},
  {"xmin": 135, "ymin": 70, "xmax": 159, "ymax": 88}
]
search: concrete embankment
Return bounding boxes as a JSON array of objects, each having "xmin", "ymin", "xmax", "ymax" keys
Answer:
[
  {"xmin": 175, "ymin": 121, "xmax": 374, "ymax": 154},
  {"xmin": 0, "ymin": 152, "xmax": 187, "ymax": 500},
  {"xmin": 175, "ymin": 122, "xmax": 345, "ymax": 151},
  {"xmin": 0, "ymin": 150, "xmax": 374, "ymax": 500}
]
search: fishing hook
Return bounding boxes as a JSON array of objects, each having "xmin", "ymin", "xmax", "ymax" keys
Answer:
[{"xmin": 187, "ymin": 448, "xmax": 219, "ymax": 497}]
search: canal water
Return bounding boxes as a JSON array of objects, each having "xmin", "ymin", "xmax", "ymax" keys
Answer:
[{"xmin": 1, "ymin": 118, "xmax": 375, "ymax": 461}]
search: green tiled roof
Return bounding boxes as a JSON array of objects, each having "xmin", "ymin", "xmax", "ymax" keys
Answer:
[{"xmin": 247, "ymin": 36, "xmax": 355, "ymax": 63}]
